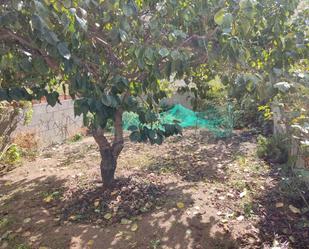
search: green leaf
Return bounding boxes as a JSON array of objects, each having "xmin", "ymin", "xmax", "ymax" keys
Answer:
[
  {"xmin": 171, "ymin": 50, "xmax": 181, "ymax": 60},
  {"xmin": 154, "ymin": 133, "xmax": 163, "ymax": 145},
  {"xmin": 214, "ymin": 8, "xmax": 226, "ymax": 25},
  {"xmin": 123, "ymin": 4, "xmax": 134, "ymax": 17},
  {"xmin": 101, "ymin": 94, "xmax": 112, "ymax": 106},
  {"xmin": 75, "ymin": 15, "xmax": 87, "ymax": 31},
  {"xmin": 130, "ymin": 131, "xmax": 141, "ymax": 142},
  {"xmin": 159, "ymin": 48, "xmax": 169, "ymax": 58},
  {"xmin": 44, "ymin": 30, "xmax": 60, "ymax": 45},
  {"xmin": 101, "ymin": 94, "xmax": 118, "ymax": 108},
  {"xmin": 33, "ymin": 58, "xmax": 49, "ymax": 74},
  {"xmin": 46, "ymin": 92, "xmax": 59, "ymax": 107},
  {"xmin": 119, "ymin": 29, "xmax": 128, "ymax": 42},
  {"xmin": 145, "ymin": 111, "xmax": 157, "ymax": 123},
  {"xmin": 239, "ymin": 0, "xmax": 254, "ymax": 10},
  {"xmin": 145, "ymin": 47, "xmax": 154, "ymax": 61},
  {"xmin": 57, "ymin": 42, "xmax": 71, "ymax": 60},
  {"xmin": 214, "ymin": 9, "xmax": 233, "ymax": 33},
  {"xmin": 128, "ymin": 125, "xmax": 138, "ymax": 131}
]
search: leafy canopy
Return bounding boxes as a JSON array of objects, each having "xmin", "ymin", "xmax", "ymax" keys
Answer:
[{"xmin": 0, "ymin": 0, "xmax": 307, "ymax": 143}]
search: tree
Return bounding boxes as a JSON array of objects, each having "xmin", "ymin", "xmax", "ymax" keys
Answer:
[{"xmin": 0, "ymin": 0, "xmax": 306, "ymax": 186}]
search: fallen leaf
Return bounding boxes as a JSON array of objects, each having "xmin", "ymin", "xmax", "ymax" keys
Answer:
[
  {"xmin": 103, "ymin": 213, "xmax": 112, "ymax": 220},
  {"xmin": 301, "ymin": 207, "xmax": 309, "ymax": 213},
  {"xmin": 94, "ymin": 199, "xmax": 100, "ymax": 208},
  {"xmin": 23, "ymin": 218, "xmax": 32, "ymax": 224},
  {"xmin": 289, "ymin": 205, "xmax": 301, "ymax": 214},
  {"xmin": 276, "ymin": 202, "xmax": 284, "ymax": 208},
  {"xmin": 87, "ymin": 240, "xmax": 94, "ymax": 246},
  {"xmin": 221, "ymin": 219, "xmax": 228, "ymax": 223},
  {"xmin": 120, "ymin": 218, "xmax": 131, "ymax": 225},
  {"xmin": 43, "ymin": 195, "xmax": 53, "ymax": 203},
  {"xmin": 130, "ymin": 223, "xmax": 138, "ymax": 232},
  {"xmin": 4, "ymin": 181, "xmax": 12, "ymax": 186},
  {"xmin": 176, "ymin": 202, "xmax": 185, "ymax": 209},
  {"xmin": 223, "ymin": 223, "xmax": 229, "ymax": 232},
  {"xmin": 140, "ymin": 207, "xmax": 148, "ymax": 213},
  {"xmin": 69, "ymin": 215, "xmax": 77, "ymax": 221}
]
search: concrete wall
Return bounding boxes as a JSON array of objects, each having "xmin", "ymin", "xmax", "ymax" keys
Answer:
[
  {"xmin": 13, "ymin": 91, "xmax": 192, "ymax": 148},
  {"xmin": 15, "ymin": 100, "xmax": 83, "ymax": 147}
]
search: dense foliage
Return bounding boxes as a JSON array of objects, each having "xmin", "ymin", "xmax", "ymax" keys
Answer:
[{"xmin": 0, "ymin": 0, "xmax": 308, "ymax": 185}]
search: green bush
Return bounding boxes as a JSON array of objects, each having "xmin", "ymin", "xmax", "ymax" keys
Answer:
[
  {"xmin": 2, "ymin": 144, "xmax": 22, "ymax": 165},
  {"xmin": 257, "ymin": 134, "xmax": 289, "ymax": 164}
]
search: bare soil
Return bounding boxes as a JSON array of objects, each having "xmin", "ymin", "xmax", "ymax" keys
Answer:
[{"xmin": 0, "ymin": 130, "xmax": 308, "ymax": 249}]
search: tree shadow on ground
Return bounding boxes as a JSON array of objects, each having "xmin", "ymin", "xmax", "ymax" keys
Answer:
[
  {"xmin": 254, "ymin": 163, "xmax": 309, "ymax": 249},
  {"xmin": 0, "ymin": 175, "xmax": 239, "ymax": 249},
  {"xmin": 143, "ymin": 132, "xmax": 249, "ymax": 183}
]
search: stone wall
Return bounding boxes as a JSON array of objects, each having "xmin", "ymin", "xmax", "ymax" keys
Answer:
[{"xmin": 14, "ymin": 100, "xmax": 83, "ymax": 147}]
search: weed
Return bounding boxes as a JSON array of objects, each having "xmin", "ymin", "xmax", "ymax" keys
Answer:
[
  {"xmin": 0, "ymin": 217, "xmax": 10, "ymax": 229},
  {"xmin": 15, "ymin": 244, "xmax": 31, "ymax": 249},
  {"xmin": 150, "ymin": 239, "xmax": 161, "ymax": 249},
  {"xmin": 69, "ymin": 133, "xmax": 83, "ymax": 143},
  {"xmin": 257, "ymin": 134, "xmax": 289, "ymax": 163},
  {"xmin": 243, "ymin": 201, "xmax": 254, "ymax": 218},
  {"xmin": 2, "ymin": 144, "xmax": 22, "ymax": 165}
]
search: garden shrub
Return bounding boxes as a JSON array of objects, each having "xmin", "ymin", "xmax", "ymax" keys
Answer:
[{"xmin": 257, "ymin": 134, "xmax": 289, "ymax": 164}]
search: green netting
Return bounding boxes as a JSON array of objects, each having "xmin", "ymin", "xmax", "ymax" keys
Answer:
[{"xmin": 123, "ymin": 104, "xmax": 234, "ymax": 138}]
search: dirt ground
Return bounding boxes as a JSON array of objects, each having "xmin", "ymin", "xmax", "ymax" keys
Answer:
[{"xmin": 0, "ymin": 130, "xmax": 308, "ymax": 249}]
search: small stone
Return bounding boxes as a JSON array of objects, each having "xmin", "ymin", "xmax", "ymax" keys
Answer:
[{"xmin": 236, "ymin": 215, "xmax": 244, "ymax": 221}]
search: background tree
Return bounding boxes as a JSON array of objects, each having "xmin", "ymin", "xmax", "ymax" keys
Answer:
[{"xmin": 0, "ymin": 0, "xmax": 307, "ymax": 186}]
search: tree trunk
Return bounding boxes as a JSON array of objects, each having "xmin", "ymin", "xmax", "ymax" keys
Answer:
[
  {"xmin": 99, "ymin": 147, "xmax": 117, "ymax": 187},
  {"xmin": 92, "ymin": 109, "xmax": 124, "ymax": 188}
]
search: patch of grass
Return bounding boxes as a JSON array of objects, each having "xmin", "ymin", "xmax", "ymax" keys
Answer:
[
  {"xmin": 41, "ymin": 189, "xmax": 63, "ymax": 202},
  {"xmin": 120, "ymin": 153, "xmax": 154, "ymax": 170},
  {"xmin": 15, "ymin": 244, "xmax": 31, "ymax": 249},
  {"xmin": 150, "ymin": 239, "xmax": 161, "ymax": 249},
  {"xmin": 0, "ymin": 229, "xmax": 30, "ymax": 249},
  {"xmin": 69, "ymin": 133, "xmax": 83, "ymax": 143},
  {"xmin": 0, "ymin": 217, "xmax": 10, "ymax": 229},
  {"xmin": 243, "ymin": 201, "xmax": 254, "ymax": 218},
  {"xmin": 229, "ymin": 180, "xmax": 247, "ymax": 192}
]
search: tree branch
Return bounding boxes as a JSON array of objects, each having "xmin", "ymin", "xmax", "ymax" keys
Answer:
[
  {"xmin": 0, "ymin": 28, "xmax": 59, "ymax": 70},
  {"xmin": 112, "ymin": 108, "xmax": 124, "ymax": 158},
  {"xmin": 92, "ymin": 127, "xmax": 111, "ymax": 150}
]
